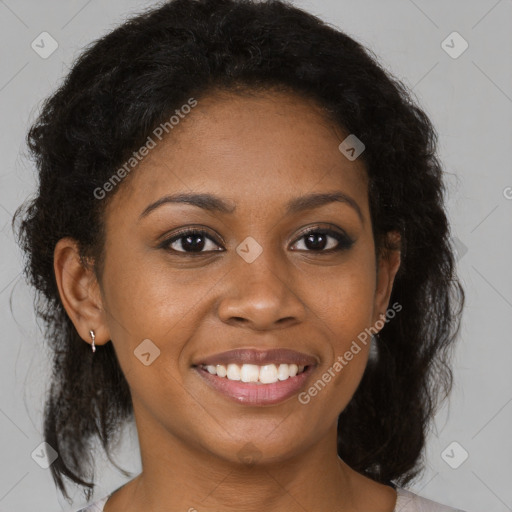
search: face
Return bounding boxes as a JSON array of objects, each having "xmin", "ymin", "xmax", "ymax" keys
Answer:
[{"xmin": 58, "ymin": 89, "xmax": 400, "ymax": 467}]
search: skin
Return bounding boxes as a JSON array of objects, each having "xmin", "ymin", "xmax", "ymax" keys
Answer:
[{"xmin": 54, "ymin": 89, "xmax": 401, "ymax": 512}]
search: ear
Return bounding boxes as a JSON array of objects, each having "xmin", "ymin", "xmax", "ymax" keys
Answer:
[
  {"xmin": 53, "ymin": 237, "xmax": 110, "ymax": 349},
  {"xmin": 372, "ymin": 230, "xmax": 401, "ymax": 327}
]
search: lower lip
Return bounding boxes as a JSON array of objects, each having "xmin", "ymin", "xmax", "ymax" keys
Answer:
[{"xmin": 194, "ymin": 366, "xmax": 315, "ymax": 406}]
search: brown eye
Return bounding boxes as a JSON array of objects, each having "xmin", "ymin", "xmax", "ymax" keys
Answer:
[
  {"xmin": 159, "ymin": 226, "xmax": 354, "ymax": 255},
  {"xmin": 160, "ymin": 228, "xmax": 223, "ymax": 254},
  {"xmin": 290, "ymin": 227, "xmax": 354, "ymax": 252}
]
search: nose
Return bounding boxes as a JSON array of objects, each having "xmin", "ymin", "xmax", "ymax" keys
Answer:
[{"xmin": 217, "ymin": 256, "xmax": 307, "ymax": 331}]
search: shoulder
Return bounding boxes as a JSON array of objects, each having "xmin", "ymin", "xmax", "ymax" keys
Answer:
[
  {"xmin": 74, "ymin": 495, "xmax": 110, "ymax": 512},
  {"xmin": 395, "ymin": 487, "xmax": 468, "ymax": 512}
]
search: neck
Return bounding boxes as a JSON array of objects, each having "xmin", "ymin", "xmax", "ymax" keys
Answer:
[{"xmin": 118, "ymin": 415, "xmax": 362, "ymax": 512}]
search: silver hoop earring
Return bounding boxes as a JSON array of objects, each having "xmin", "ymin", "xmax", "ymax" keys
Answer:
[{"xmin": 89, "ymin": 330, "xmax": 96, "ymax": 353}]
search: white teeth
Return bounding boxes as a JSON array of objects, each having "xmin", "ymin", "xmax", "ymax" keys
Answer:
[
  {"xmin": 259, "ymin": 364, "xmax": 278, "ymax": 384},
  {"xmin": 288, "ymin": 364, "xmax": 298, "ymax": 377},
  {"xmin": 240, "ymin": 364, "xmax": 260, "ymax": 383},
  {"xmin": 226, "ymin": 363, "xmax": 241, "ymax": 380},
  {"xmin": 277, "ymin": 363, "xmax": 289, "ymax": 381},
  {"xmin": 202, "ymin": 363, "xmax": 307, "ymax": 383}
]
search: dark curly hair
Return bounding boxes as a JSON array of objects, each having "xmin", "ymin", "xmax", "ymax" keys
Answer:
[{"xmin": 13, "ymin": 0, "xmax": 465, "ymax": 504}]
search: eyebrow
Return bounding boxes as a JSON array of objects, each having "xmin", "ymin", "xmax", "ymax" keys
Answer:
[{"xmin": 138, "ymin": 191, "xmax": 363, "ymax": 223}]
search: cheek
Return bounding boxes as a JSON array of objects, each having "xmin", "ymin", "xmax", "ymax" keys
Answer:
[
  {"xmin": 309, "ymin": 254, "xmax": 377, "ymax": 342},
  {"xmin": 301, "ymin": 256, "xmax": 375, "ymax": 408},
  {"xmin": 102, "ymin": 245, "xmax": 215, "ymax": 338},
  {"xmin": 295, "ymin": 333, "xmax": 371, "ymax": 439},
  {"xmin": 100, "ymin": 250, "xmax": 227, "ymax": 398}
]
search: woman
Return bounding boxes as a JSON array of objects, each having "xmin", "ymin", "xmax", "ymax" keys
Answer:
[{"xmin": 14, "ymin": 0, "xmax": 466, "ymax": 510}]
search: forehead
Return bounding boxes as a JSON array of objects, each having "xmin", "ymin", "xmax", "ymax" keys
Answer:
[{"xmin": 105, "ymin": 89, "xmax": 369, "ymax": 222}]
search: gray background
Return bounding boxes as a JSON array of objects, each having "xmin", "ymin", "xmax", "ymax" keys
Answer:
[{"xmin": 0, "ymin": 0, "xmax": 511, "ymax": 511}]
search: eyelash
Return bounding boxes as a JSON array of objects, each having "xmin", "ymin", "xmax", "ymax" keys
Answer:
[{"xmin": 158, "ymin": 226, "xmax": 354, "ymax": 255}]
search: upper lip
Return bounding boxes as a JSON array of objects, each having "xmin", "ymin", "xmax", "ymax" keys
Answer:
[{"xmin": 193, "ymin": 348, "xmax": 318, "ymax": 367}]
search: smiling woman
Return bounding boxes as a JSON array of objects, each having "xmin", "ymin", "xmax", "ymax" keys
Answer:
[{"xmin": 13, "ymin": 1, "xmax": 466, "ymax": 511}]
